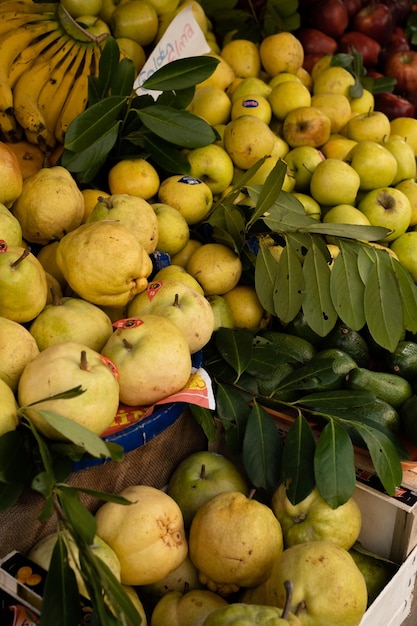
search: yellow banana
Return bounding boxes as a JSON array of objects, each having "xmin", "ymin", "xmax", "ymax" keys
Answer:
[
  {"xmin": 0, "ymin": 110, "xmax": 21, "ymax": 142},
  {"xmin": 7, "ymin": 28, "xmax": 69, "ymax": 89},
  {"xmin": 0, "ymin": 21, "xmax": 59, "ymax": 113},
  {"xmin": 38, "ymin": 42, "xmax": 91, "ymax": 144},
  {"xmin": 0, "ymin": 10, "xmax": 57, "ymax": 36},
  {"xmin": 54, "ymin": 68, "xmax": 90, "ymax": 145},
  {"xmin": 13, "ymin": 37, "xmax": 78, "ymax": 148}
]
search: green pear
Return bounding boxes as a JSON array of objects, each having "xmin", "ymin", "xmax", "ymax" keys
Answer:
[
  {"xmin": 0, "ymin": 202, "xmax": 22, "ymax": 246},
  {"xmin": 88, "ymin": 193, "xmax": 159, "ymax": 254},
  {"xmin": 0, "ymin": 378, "xmax": 19, "ymax": 436},
  {"xmin": 0, "ymin": 316, "xmax": 39, "ymax": 391},
  {"xmin": 349, "ymin": 544, "xmax": 398, "ymax": 607},
  {"xmin": 0, "ymin": 244, "xmax": 48, "ymax": 323},
  {"xmin": 17, "ymin": 341, "xmax": 120, "ymax": 440},
  {"xmin": 101, "ymin": 314, "xmax": 191, "ymax": 406},
  {"xmin": 206, "ymin": 295, "xmax": 234, "ymax": 331},
  {"xmin": 151, "ymin": 589, "xmax": 228, "ymax": 626},
  {"xmin": 127, "ymin": 279, "xmax": 215, "ymax": 354},
  {"xmin": 243, "ymin": 541, "xmax": 368, "ymax": 626},
  {"xmin": 29, "ymin": 293, "xmax": 113, "ymax": 352}
]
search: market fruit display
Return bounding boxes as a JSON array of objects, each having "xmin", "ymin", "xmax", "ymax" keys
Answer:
[{"xmin": 2, "ymin": 0, "xmax": 417, "ymax": 623}]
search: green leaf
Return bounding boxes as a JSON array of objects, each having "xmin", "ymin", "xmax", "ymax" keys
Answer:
[
  {"xmin": 63, "ymin": 486, "xmax": 132, "ymax": 506},
  {"xmin": 110, "ymin": 57, "xmax": 136, "ymax": 97},
  {"xmin": 91, "ymin": 35, "xmax": 124, "ymax": 100},
  {"xmin": 216, "ymin": 383, "xmax": 251, "ymax": 456},
  {"xmin": 302, "ymin": 242, "xmax": 338, "ymax": 336},
  {"xmin": 190, "ymin": 405, "xmax": 217, "ymax": 444},
  {"xmin": 137, "ymin": 105, "xmax": 216, "ymax": 148},
  {"xmin": 61, "ymin": 121, "xmax": 120, "ymax": 174},
  {"xmin": 31, "ymin": 470, "xmax": 55, "ymax": 499},
  {"xmin": 281, "ymin": 413, "xmax": 316, "ymax": 504},
  {"xmin": 0, "ymin": 481, "xmax": 23, "ymax": 511},
  {"xmin": 63, "ymin": 95, "xmax": 127, "ymax": 152},
  {"xmin": 242, "ymin": 402, "xmax": 282, "ymax": 495},
  {"xmin": 58, "ymin": 486, "xmax": 97, "ymax": 544},
  {"xmin": 215, "ymin": 328, "xmax": 254, "ymax": 379},
  {"xmin": 274, "ymin": 359, "xmax": 341, "ymax": 392},
  {"xmin": 40, "ymin": 534, "xmax": 81, "ymax": 626},
  {"xmin": 330, "ymin": 240, "xmax": 365, "ymax": 330},
  {"xmin": 350, "ymin": 423, "xmax": 403, "ymax": 496},
  {"xmin": 314, "ymin": 421, "xmax": 356, "ymax": 507},
  {"xmin": 246, "ymin": 159, "xmax": 286, "ymax": 229},
  {"xmin": 298, "ymin": 389, "xmax": 375, "ymax": 410},
  {"xmin": 255, "ymin": 240, "xmax": 279, "ymax": 315},
  {"xmin": 144, "ymin": 134, "xmax": 191, "ymax": 174},
  {"xmin": 261, "ymin": 192, "xmax": 316, "ymax": 231},
  {"xmin": 389, "ymin": 256, "xmax": 417, "ymax": 335},
  {"xmin": 0, "ymin": 430, "xmax": 32, "ymax": 483},
  {"xmin": 364, "ymin": 255, "xmax": 404, "ymax": 352},
  {"xmin": 141, "ymin": 56, "xmax": 219, "ymax": 91},
  {"xmin": 274, "ymin": 240, "xmax": 304, "ymax": 323},
  {"xmin": 31, "ymin": 409, "xmax": 113, "ymax": 459},
  {"xmin": 306, "ymin": 223, "xmax": 390, "ymax": 241}
]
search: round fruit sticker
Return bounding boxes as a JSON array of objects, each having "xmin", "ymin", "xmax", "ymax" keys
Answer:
[
  {"xmin": 0, "ymin": 239, "xmax": 8, "ymax": 253},
  {"xmin": 178, "ymin": 176, "xmax": 202, "ymax": 185},
  {"xmin": 112, "ymin": 318, "xmax": 144, "ymax": 329},
  {"xmin": 242, "ymin": 98, "xmax": 260, "ymax": 109}
]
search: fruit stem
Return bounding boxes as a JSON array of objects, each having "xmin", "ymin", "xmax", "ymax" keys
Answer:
[
  {"xmin": 57, "ymin": 3, "xmax": 108, "ymax": 43},
  {"xmin": 98, "ymin": 196, "xmax": 113, "ymax": 209},
  {"xmin": 174, "ymin": 293, "xmax": 180, "ymax": 308},
  {"xmin": 51, "ymin": 285, "xmax": 62, "ymax": 306},
  {"xmin": 80, "ymin": 350, "xmax": 91, "ymax": 371},
  {"xmin": 10, "ymin": 247, "xmax": 31, "ymax": 270},
  {"xmin": 282, "ymin": 580, "xmax": 294, "ymax": 620},
  {"xmin": 200, "ymin": 464, "xmax": 206, "ymax": 480},
  {"xmin": 248, "ymin": 487, "xmax": 256, "ymax": 500}
]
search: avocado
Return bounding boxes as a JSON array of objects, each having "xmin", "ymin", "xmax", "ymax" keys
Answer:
[
  {"xmin": 383, "ymin": 340, "xmax": 417, "ymax": 382},
  {"xmin": 319, "ymin": 323, "xmax": 370, "ymax": 368},
  {"xmin": 345, "ymin": 367, "xmax": 413, "ymax": 409}
]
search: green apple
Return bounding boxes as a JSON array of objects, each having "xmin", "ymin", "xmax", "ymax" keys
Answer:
[
  {"xmin": 268, "ymin": 80, "xmax": 311, "ymax": 121},
  {"xmin": 282, "ymin": 106, "xmax": 332, "ymax": 149},
  {"xmin": 358, "ymin": 187, "xmax": 412, "ymax": 243},
  {"xmin": 101, "ymin": 314, "xmax": 191, "ymax": 406},
  {"xmin": 323, "ymin": 204, "xmax": 372, "ymax": 226},
  {"xmin": 390, "ymin": 116, "xmax": 417, "ymax": 157},
  {"xmin": 0, "ymin": 316, "xmax": 39, "ymax": 392},
  {"xmin": 87, "ymin": 193, "xmax": 159, "ymax": 254},
  {"xmin": 350, "ymin": 88, "xmax": 375, "ymax": 115},
  {"xmin": 284, "ymin": 146, "xmax": 325, "ymax": 192},
  {"xmin": 75, "ymin": 14, "xmax": 111, "ymax": 36},
  {"xmin": 186, "ymin": 143, "xmax": 235, "ymax": 196},
  {"xmin": 246, "ymin": 155, "xmax": 295, "ymax": 189},
  {"xmin": 167, "ymin": 450, "xmax": 249, "ymax": 528},
  {"xmin": 0, "ymin": 378, "xmax": 19, "ymax": 437},
  {"xmin": 151, "ymin": 202, "xmax": 190, "ymax": 257},
  {"xmin": 157, "ymin": 175, "xmax": 213, "ymax": 225},
  {"xmin": 110, "ymin": 0, "xmax": 158, "ymax": 46},
  {"xmin": 395, "ymin": 178, "xmax": 417, "ymax": 227},
  {"xmin": 29, "ymin": 295, "xmax": 113, "ymax": 352},
  {"xmin": 347, "ymin": 140, "xmax": 398, "ymax": 191},
  {"xmin": 229, "ymin": 76, "xmax": 272, "ymax": 103},
  {"xmin": 223, "ymin": 115, "xmax": 276, "ymax": 169},
  {"xmin": 311, "ymin": 92, "xmax": 352, "ymax": 134},
  {"xmin": 127, "ymin": 278, "xmax": 215, "ymax": 354},
  {"xmin": 185, "ymin": 242, "xmax": 243, "ymax": 296},
  {"xmin": 292, "ymin": 192, "xmax": 321, "ymax": 220},
  {"xmin": 321, "ymin": 135, "xmax": 357, "ymax": 160},
  {"xmin": 203, "ymin": 599, "xmax": 303, "ymax": 625},
  {"xmin": 0, "ymin": 202, "xmax": 22, "ymax": 246},
  {"xmin": 0, "ymin": 245, "xmax": 48, "ymax": 323},
  {"xmin": 312, "ymin": 65, "xmax": 356, "ymax": 98},
  {"xmin": 271, "ymin": 484, "xmax": 362, "ymax": 550},
  {"xmin": 207, "ymin": 294, "xmax": 234, "ymax": 330},
  {"xmin": 17, "ymin": 341, "xmax": 120, "ymax": 440},
  {"xmin": 309, "ymin": 158, "xmax": 360, "ymax": 206},
  {"xmin": 231, "ymin": 94, "xmax": 272, "ymax": 125},
  {"xmin": 390, "ymin": 231, "xmax": 417, "ymax": 282},
  {"xmin": 188, "ymin": 85, "xmax": 232, "ymax": 126},
  {"xmin": 152, "ymin": 264, "xmax": 204, "ymax": 295},
  {"xmin": 223, "ymin": 284, "xmax": 270, "ymax": 330},
  {"xmin": 383, "ymin": 135, "xmax": 417, "ymax": 185},
  {"xmin": 346, "ymin": 110, "xmax": 391, "ymax": 143},
  {"xmin": 151, "ymin": 588, "xmax": 228, "ymax": 626}
]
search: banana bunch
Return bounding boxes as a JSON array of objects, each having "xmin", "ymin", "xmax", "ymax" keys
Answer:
[{"xmin": 0, "ymin": 0, "xmax": 102, "ymax": 149}]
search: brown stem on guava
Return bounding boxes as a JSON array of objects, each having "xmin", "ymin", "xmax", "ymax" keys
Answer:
[
  {"xmin": 248, "ymin": 488, "xmax": 256, "ymax": 500},
  {"xmin": 282, "ymin": 580, "xmax": 294, "ymax": 620},
  {"xmin": 122, "ymin": 338, "xmax": 133, "ymax": 351},
  {"xmin": 174, "ymin": 293, "xmax": 180, "ymax": 307},
  {"xmin": 10, "ymin": 247, "xmax": 31, "ymax": 270},
  {"xmin": 80, "ymin": 350, "xmax": 91, "ymax": 371},
  {"xmin": 200, "ymin": 463, "xmax": 206, "ymax": 480},
  {"xmin": 295, "ymin": 600, "xmax": 306, "ymax": 616},
  {"xmin": 183, "ymin": 581, "xmax": 190, "ymax": 595},
  {"xmin": 97, "ymin": 196, "xmax": 113, "ymax": 210},
  {"xmin": 293, "ymin": 513, "xmax": 307, "ymax": 524},
  {"xmin": 51, "ymin": 285, "xmax": 62, "ymax": 306}
]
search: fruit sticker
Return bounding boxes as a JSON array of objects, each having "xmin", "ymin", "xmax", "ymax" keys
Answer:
[
  {"xmin": 0, "ymin": 240, "xmax": 8, "ymax": 253},
  {"xmin": 241, "ymin": 98, "xmax": 261, "ymax": 109},
  {"xmin": 178, "ymin": 176, "xmax": 203, "ymax": 185},
  {"xmin": 99, "ymin": 355, "xmax": 119, "ymax": 380},
  {"xmin": 112, "ymin": 318, "xmax": 144, "ymax": 329},
  {"xmin": 146, "ymin": 281, "xmax": 163, "ymax": 301}
]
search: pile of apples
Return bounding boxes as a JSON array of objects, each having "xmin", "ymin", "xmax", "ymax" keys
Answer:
[{"xmin": 296, "ymin": 0, "xmax": 417, "ymax": 118}]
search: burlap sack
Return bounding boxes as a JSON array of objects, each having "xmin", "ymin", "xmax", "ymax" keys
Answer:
[{"xmin": 0, "ymin": 409, "xmax": 207, "ymax": 559}]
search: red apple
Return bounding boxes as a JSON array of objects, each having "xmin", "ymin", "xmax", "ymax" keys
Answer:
[
  {"xmin": 374, "ymin": 91, "xmax": 415, "ymax": 120},
  {"xmin": 381, "ymin": 0, "xmax": 413, "ymax": 27},
  {"xmin": 296, "ymin": 28, "xmax": 338, "ymax": 56},
  {"xmin": 303, "ymin": 53, "xmax": 326, "ymax": 74},
  {"xmin": 308, "ymin": 0, "xmax": 349, "ymax": 38},
  {"xmin": 344, "ymin": 0, "xmax": 363, "ymax": 19},
  {"xmin": 337, "ymin": 31, "xmax": 382, "ymax": 70},
  {"xmin": 384, "ymin": 50, "xmax": 417, "ymax": 97},
  {"xmin": 352, "ymin": 2, "xmax": 393, "ymax": 47},
  {"xmin": 379, "ymin": 27, "xmax": 410, "ymax": 68}
]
